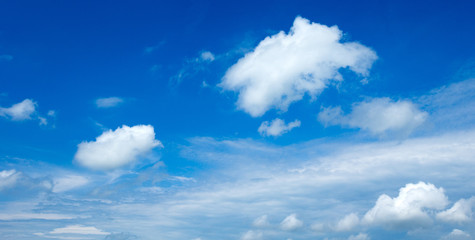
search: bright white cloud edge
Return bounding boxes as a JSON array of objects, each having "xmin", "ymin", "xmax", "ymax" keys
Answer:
[
  {"xmin": 74, "ymin": 125, "xmax": 162, "ymax": 170},
  {"xmin": 221, "ymin": 16, "xmax": 377, "ymax": 117}
]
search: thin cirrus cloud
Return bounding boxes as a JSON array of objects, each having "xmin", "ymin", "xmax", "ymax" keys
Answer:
[
  {"xmin": 220, "ymin": 16, "xmax": 377, "ymax": 117},
  {"xmin": 52, "ymin": 175, "xmax": 89, "ymax": 193},
  {"xmin": 318, "ymin": 97, "xmax": 427, "ymax": 136},
  {"xmin": 95, "ymin": 97, "xmax": 124, "ymax": 108},
  {"xmin": 258, "ymin": 118, "xmax": 301, "ymax": 137},
  {"xmin": 74, "ymin": 125, "xmax": 162, "ymax": 170}
]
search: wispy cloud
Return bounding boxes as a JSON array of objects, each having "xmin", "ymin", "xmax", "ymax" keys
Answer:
[
  {"xmin": 319, "ymin": 97, "xmax": 427, "ymax": 137},
  {"xmin": 258, "ymin": 118, "xmax": 300, "ymax": 137},
  {"xmin": 95, "ymin": 97, "xmax": 124, "ymax": 108}
]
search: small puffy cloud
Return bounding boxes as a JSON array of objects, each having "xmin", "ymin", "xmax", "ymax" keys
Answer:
[
  {"xmin": 221, "ymin": 16, "xmax": 377, "ymax": 117},
  {"xmin": 319, "ymin": 97, "xmax": 427, "ymax": 136},
  {"xmin": 348, "ymin": 233, "xmax": 370, "ymax": 240},
  {"xmin": 240, "ymin": 230, "xmax": 262, "ymax": 240},
  {"xmin": 74, "ymin": 125, "xmax": 162, "ymax": 170},
  {"xmin": 437, "ymin": 197, "xmax": 474, "ymax": 223},
  {"xmin": 363, "ymin": 182, "xmax": 449, "ymax": 229},
  {"xmin": 253, "ymin": 215, "xmax": 270, "ymax": 227},
  {"xmin": 0, "ymin": 169, "xmax": 20, "ymax": 191},
  {"xmin": 50, "ymin": 225, "xmax": 109, "ymax": 235},
  {"xmin": 334, "ymin": 213, "xmax": 359, "ymax": 232},
  {"xmin": 0, "ymin": 98, "xmax": 53, "ymax": 125},
  {"xmin": 441, "ymin": 229, "xmax": 471, "ymax": 240},
  {"xmin": 200, "ymin": 51, "xmax": 215, "ymax": 62},
  {"xmin": 0, "ymin": 99, "xmax": 37, "ymax": 121},
  {"xmin": 52, "ymin": 175, "xmax": 89, "ymax": 193},
  {"xmin": 95, "ymin": 97, "xmax": 124, "ymax": 108},
  {"xmin": 258, "ymin": 118, "xmax": 300, "ymax": 137},
  {"xmin": 280, "ymin": 214, "xmax": 303, "ymax": 231}
]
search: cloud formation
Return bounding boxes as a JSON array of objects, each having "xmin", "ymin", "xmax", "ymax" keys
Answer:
[
  {"xmin": 334, "ymin": 213, "xmax": 359, "ymax": 232},
  {"xmin": 96, "ymin": 97, "xmax": 124, "ymax": 108},
  {"xmin": 348, "ymin": 233, "xmax": 370, "ymax": 240},
  {"xmin": 280, "ymin": 214, "xmax": 303, "ymax": 231},
  {"xmin": 362, "ymin": 182, "xmax": 449, "ymax": 229},
  {"xmin": 258, "ymin": 118, "xmax": 300, "ymax": 137},
  {"xmin": 0, "ymin": 99, "xmax": 37, "ymax": 121},
  {"xmin": 253, "ymin": 215, "xmax": 270, "ymax": 227},
  {"xmin": 52, "ymin": 175, "xmax": 89, "ymax": 193},
  {"xmin": 319, "ymin": 97, "xmax": 427, "ymax": 136},
  {"xmin": 241, "ymin": 230, "xmax": 263, "ymax": 240},
  {"xmin": 441, "ymin": 229, "xmax": 471, "ymax": 240},
  {"xmin": 75, "ymin": 125, "xmax": 162, "ymax": 170},
  {"xmin": 49, "ymin": 225, "xmax": 109, "ymax": 235},
  {"xmin": 0, "ymin": 169, "xmax": 20, "ymax": 191},
  {"xmin": 221, "ymin": 16, "xmax": 377, "ymax": 117},
  {"xmin": 436, "ymin": 197, "xmax": 474, "ymax": 223}
]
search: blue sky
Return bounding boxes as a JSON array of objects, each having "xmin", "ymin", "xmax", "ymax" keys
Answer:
[{"xmin": 1, "ymin": 0, "xmax": 475, "ymax": 239}]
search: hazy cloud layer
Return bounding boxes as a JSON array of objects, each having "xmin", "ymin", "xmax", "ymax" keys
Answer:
[{"xmin": 319, "ymin": 97, "xmax": 427, "ymax": 137}]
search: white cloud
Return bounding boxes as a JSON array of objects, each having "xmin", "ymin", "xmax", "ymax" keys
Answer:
[
  {"xmin": 74, "ymin": 125, "xmax": 162, "ymax": 170},
  {"xmin": 0, "ymin": 213, "xmax": 74, "ymax": 220},
  {"xmin": 418, "ymin": 78, "xmax": 475, "ymax": 131},
  {"xmin": 253, "ymin": 215, "xmax": 270, "ymax": 227},
  {"xmin": 53, "ymin": 175, "xmax": 89, "ymax": 193},
  {"xmin": 258, "ymin": 118, "xmax": 300, "ymax": 137},
  {"xmin": 437, "ymin": 197, "xmax": 474, "ymax": 223},
  {"xmin": 50, "ymin": 225, "xmax": 109, "ymax": 235},
  {"xmin": 200, "ymin": 51, "xmax": 215, "ymax": 62},
  {"xmin": 334, "ymin": 213, "xmax": 359, "ymax": 232},
  {"xmin": 280, "ymin": 214, "xmax": 303, "ymax": 231},
  {"xmin": 220, "ymin": 16, "xmax": 377, "ymax": 117},
  {"xmin": 0, "ymin": 99, "xmax": 37, "ymax": 121},
  {"xmin": 319, "ymin": 97, "xmax": 427, "ymax": 136},
  {"xmin": 363, "ymin": 182, "xmax": 449, "ymax": 229},
  {"xmin": 95, "ymin": 97, "xmax": 124, "ymax": 108},
  {"xmin": 441, "ymin": 229, "xmax": 471, "ymax": 240},
  {"xmin": 240, "ymin": 230, "xmax": 262, "ymax": 240},
  {"xmin": 0, "ymin": 169, "xmax": 20, "ymax": 190},
  {"xmin": 348, "ymin": 233, "xmax": 370, "ymax": 240}
]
